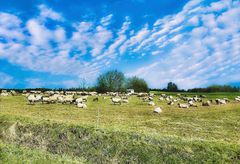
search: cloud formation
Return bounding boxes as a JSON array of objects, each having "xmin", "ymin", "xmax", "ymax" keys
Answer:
[{"xmin": 0, "ymin": 0, "xmax": 239, "ymax": 89}]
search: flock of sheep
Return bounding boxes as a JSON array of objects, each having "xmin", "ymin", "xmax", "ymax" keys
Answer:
[{"xmin": 1, "ymin": 90, "xmax": 240, "ymax": 113}]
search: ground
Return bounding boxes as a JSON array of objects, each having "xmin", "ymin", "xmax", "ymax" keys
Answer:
[{"xmin": 0, "ymin": 92, "xmax": 240, "ymax": 163}]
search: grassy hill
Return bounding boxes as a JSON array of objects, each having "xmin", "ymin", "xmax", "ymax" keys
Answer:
[{"xmin": 0, "ymin": 93, "xmax": 240, "ymax": 163}]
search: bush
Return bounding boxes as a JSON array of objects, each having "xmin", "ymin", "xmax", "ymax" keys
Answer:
[{"xmin": 126, "ymin": 76, "xmax": 149, "ymax": 92}]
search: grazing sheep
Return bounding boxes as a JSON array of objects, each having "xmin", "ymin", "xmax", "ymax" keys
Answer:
[
  {"xmin": 149, "ymin": 93, "xmax": 154, "ymax": 97},
  {"xmin": 57, "ymin": 96, "xmax": 65, "ymax": 104},
  {"xmin": 42, "ymin": 97, "xmax": 50, "ymax": 104},
  {"xmin": 75, "ymin": 97, "xmax": 83, "ymax": 104},
  {"xmin": 223, "ymin": 98, "xmax": 230, "ymax": 103},
  {"xmin": 148, "ymin": 101, "xmax": 155, "ymax": 106},
  {"xmin": 178, "ymin": 103, "xmax": 189, "ymax": 108},
  {"xmin": 0, "ymin": 93, "xmax": 9, "ymax": 96},
  {"xmin": 93, "ymin": 97, "xmax": 99, "ymax": 102},
  {"xmin": 167, "ymin": 101, "xmax": 174, "ymax": 105},
  {"xmin": 202, "ymin": 101, "xmax": 211, "ymax": 106},
  {"xmin": 148, "ymin": 96, "xmax": 154, "ymax": 101},
  {"xmin": 122, "ymin": 99, "xmax": 129, "ymax": 103},
  {"xmin": 153, "ymin": 107, "xmax": 162, "ymax": 113},
  {"xmin": 77, "ymin": 103, "xmax": 87, "ymax": 109},
  {"xmin": 63, "ymin": 95, "xmax": 74, "ymax": 104},
  {"xmin": 235, "ymin": 97, "xmax": 240, "ymax": 102},
  {"xmin": 176, "ymin": 93, "xmax": 181, "ymax": 97},
  {"xmin": 215, "ymin": 99, "xmax": 226, "ymax": 105},
  {"xmin": 159, "ymin": 97, "xmax": 164, "ymax": 101},
  {"xmin": 111, "ymin": 97, "xmax": 122, "ymax": 105},
  {"xmin": 200, "ymin": 95, "xmax": 207, "ymax": 98},
  {"xmin": 82, "ymin": 96, "xmax": 88, "ymax": 102},
  {"xmin": 188, "ymin": 101, "xmax": 198, "ymax": 107},
  {"xmin": 27, "ymin": 94, "xmax": 42, "ymax": 104}
]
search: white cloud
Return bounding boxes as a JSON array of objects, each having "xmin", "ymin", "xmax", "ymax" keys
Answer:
[
  {"xmin": 25, "ymin": 78, "xmax": 43, "ymax": 88},
  {"xmin": 0, "ymin": 0, "xmax": 239, "ymax": 89},
  {"xmin": 0, "ymin": 72, "xmax": 13, "ymax": 87},
  {"xmin": 126, "ymin": 0, "xmax": 240, "ymax": 89},
  {"xmin": 38, "ymin": 4, "xmax": 63, "ymax": 21},
  {"xmin": 100, "ymin": 14, "xmax": 113, "ymax": 26},
  {"xmin": 26, "ymin": 19, "xmax": 52, "ymax": 46}
]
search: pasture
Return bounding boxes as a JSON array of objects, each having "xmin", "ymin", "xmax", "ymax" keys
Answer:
[{"xmin": 0, "ymin": 92, "xmax": 240, "ymax": 163}]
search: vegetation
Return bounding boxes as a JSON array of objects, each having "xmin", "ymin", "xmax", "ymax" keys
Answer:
[
  {"xmin": 96, "ymin": 70, "xmax": 126, "ymax": 93},
  {"xmin": 166, "ymin": 82, "xmax": 178, "ymax": 92},
  {"xmin": 0, "ymin": 141, "xmax": 86, "ymax": 163},
  {"xmin": 0, "ymin": 93, "xmax": 240, "ymax": 163},
  {"xmin": 96, "ymin": 70, "xmax": 149, "ymax": 93},
  {"xmin": 188, "ymin": 85, "xmax": 240, "ymax": 92},
  {"xmin": 126, "ymin": 76, "xmax": 149, "ymax": 92}
]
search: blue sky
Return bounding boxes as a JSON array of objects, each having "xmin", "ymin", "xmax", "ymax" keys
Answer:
[{"xmin": 0, "ymin": 0, "xmax": 239, "ymax": 89}]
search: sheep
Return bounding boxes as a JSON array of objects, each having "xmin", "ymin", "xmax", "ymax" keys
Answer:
[
  {"xmin": 159, "ymin": 97, "xmax": 164, "ymax": 101},
  {"xmin": 215, "ymin": 99, "xmax": 226, "ymax": 105},
  {"xmin": 235, "ymin": 97, "xmax": 240, "ymax": 102},
  {"xmin": 122, "ymin": 99, "xmax": 129, "ymax": 103},
  {"xmin": 148, "ymin": 101, "xmax": 155, "ymax": 106},
  {"xmin": 188, "ymin": 101, "xmax": 198, "ymax": 107},
  {"xmin": 0, "ymin": 92, "xmax": 9, "ymax": 96},
  {"xmin": 167, "ymin": 101, "xmax": 174, "ymax": 105},
  {"xmin": 62, "ymin": 95, "xmax": 74, "ymax": 104},
  {"xmin": 77, "ymin": 103, "xmax": 87, "ymax": 109},
  {"xmin": 153, "ymin": 107, "xmax": 162, "ymax": 113},
  {"xmin": 10, "ymin": 90, "xmax": 17, "ymax": 96},
  {"xmin": 202, "ymin": 101, "xmax": 211, "ymax": 106},
  {"xmin": 27, "ymin": 94, "xmax": 42, "ymax": 104},
  {"xmin": 82, "ymin": 96, "xmax": 88, "ymax": 102},
  {"xmin": 200, "ymin": 95, "xmax": 207, "ymax": 98},
  {"xmin": 111, "ymin": 97, "xmax": 121, "ymax": 105},
  {"xmin": 93, "ymin": 97, "xmax": 99, "ymax": 102},
  {"xmin": 148, "ymin": 96, "xmax": 154, "ymax": 101},
  {"xmin": 75, "ymin": 97, "xmax": 83, "ymax": 104},
  {"xmin": 223, "ymin": 98, "xmax": 230, "ymax": 103},
  {"xmin": 42, "ymin": 97, "xmax": 50, "ymax": 104},
  {"xmin": 176, "ymin": 93, "xmax": 181, "ymax": 97},
  {"xmin": 178, "ymin": 103, "xmax": 189, "ymax": 108}
]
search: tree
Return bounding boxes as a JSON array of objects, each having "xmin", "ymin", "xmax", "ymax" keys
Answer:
[
  {"xmin": 167, "ymin": 82, "xmax": 178, "ymax": 92},
  {"xmin": 126, "ymin": 76, "xmax": 149, "ymax": 92},
  {"xmin": 96, "ymin": 70, "xmax": 125, "ymax": 93},
  {"xmin": 79, "ymin": 78, "xmax": 87, "ymax": 91}
]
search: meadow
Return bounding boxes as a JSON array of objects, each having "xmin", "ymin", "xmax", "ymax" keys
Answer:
[{"xmin": 0, "ymin": 92, "xmax": 240, "ymax": 163}]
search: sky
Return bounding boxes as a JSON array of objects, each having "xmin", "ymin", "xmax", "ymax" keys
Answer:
[{"xmin": 0, "ymin": 0, "xmax": 239, "ymax": 89}]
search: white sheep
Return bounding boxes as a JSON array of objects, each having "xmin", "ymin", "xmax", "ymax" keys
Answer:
[
  {"xmin": 235, "ymin": 97, "xmax": 240, "ymax": 102},
  {"xmin": 75, "ymin": 97, "xmax": 83, "ymax": 104},
  {"xmin": 188, "ymin": 101, "xmax": 198, "ymax": 107},
  {"xmin": 27, "ymin": 94, "xmax": 42, "ymax": 104},
  {"xmin": 153, "ymin": 107, "xmax": 162, "ymax": 113},
  {"xmin": 215, "ymin": 99, "xmax": 226, "ymax": 105},
  {"xmin": 159, "ymin": 97, "xmax": 164, "ymax": 101},
  {"xmin": 122, "ymin": 99, "xmax": 129, "ymax": 103},
  {"xmin": 111, "ymin": 97, "xmax": 121, "ymax": 105},
  {"xmin": 202, "ymin": 101, "xmax": 211, "ymax": 106},
  {"xmin": 148, "ymin": 101, "xmax": 155, "ymax": 106},
  {"xmin": 178, "ymin": 103, "xmax": 189, "ymax": 108},
  {"xmin": 77, "ymin": 103, "xmax": 87, "ymax": 109}
]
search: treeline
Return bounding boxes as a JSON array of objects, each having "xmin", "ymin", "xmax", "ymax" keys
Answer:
[
  {"xmin": 1, "ymin": 70, "xmax": 239, "ymax": 93},
  {"xmin": 188, "ymin": 85, "xmax": 240, "ymax": 92},
  {"xmin": 96, "ymin": 70, "xmax": 149, "ymax": 93}
]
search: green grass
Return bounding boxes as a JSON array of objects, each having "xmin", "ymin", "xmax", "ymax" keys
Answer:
[
  {"xmin": 0, "ymin": 92, "xmax": 240, "ymax": 163},
  {"xmin": 0, "ymin": 140, "xmax": 86, "ymax": 163}
]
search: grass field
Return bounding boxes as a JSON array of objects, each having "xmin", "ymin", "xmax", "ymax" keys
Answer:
[{"xmin": 0, "ymin": 92, "xmax": 240, "ymax": 163}]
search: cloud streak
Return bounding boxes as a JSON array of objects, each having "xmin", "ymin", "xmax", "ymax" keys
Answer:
[{"xmin": 0, "ymin": 0, "xmax": 239, "ymax": 89}]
